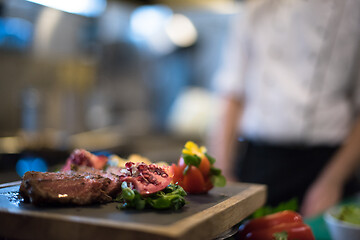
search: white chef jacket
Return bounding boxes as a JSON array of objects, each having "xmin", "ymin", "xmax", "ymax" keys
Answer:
[{"xmin": 214, "ymin": 0, "xmax": 360, "ymax": 145}]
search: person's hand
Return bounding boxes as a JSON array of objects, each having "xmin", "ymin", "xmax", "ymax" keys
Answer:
[{"xmin": 300, "ymin": 177, "xmax": 342, "ymax": 218}]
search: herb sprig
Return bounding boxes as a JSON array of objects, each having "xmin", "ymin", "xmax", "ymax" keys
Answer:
[{"xmin": 115, "ymin": 183, "xmax": 187, "ymax": 210}]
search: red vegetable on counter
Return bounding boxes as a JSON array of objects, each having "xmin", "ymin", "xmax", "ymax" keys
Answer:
[
  {"xmin": 171, "ymin": 141, "xmax": 226, "ymax": 194},
  {"xmin": 239, "ymin": 210, "xmax": 303, "ymax": 237},
  {"xmin": 244, "ymin": 222, "xmax": 315, "ymax": 240},
  {"xmin": 237, "ymin": 210, "xmax": 315, "ymax": 240}
]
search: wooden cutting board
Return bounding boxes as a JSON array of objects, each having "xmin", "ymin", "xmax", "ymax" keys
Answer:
[{"xmin": 0, "ymin": 181, "xmax": 266, "ymax": 240}]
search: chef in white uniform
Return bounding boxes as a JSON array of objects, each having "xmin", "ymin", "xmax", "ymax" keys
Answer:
[{"xmin": 211, "ymin": 0, "xmax": 360, "ymax": 217}]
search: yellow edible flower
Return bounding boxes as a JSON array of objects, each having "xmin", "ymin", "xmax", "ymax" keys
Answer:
[
  {"xmin": 182, "ymin": 149, "xmax": 193, "ymax": 155},
  {"xmin": 182, "ymin": 141, "xmax": 207, "ymax": 159}
]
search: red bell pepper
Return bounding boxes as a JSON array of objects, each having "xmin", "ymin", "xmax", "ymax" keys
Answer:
[
  {"xmin": 239, "ymin": 210, "xmax": 302, "ymax": 237},
  {"xmin": 237, "ymin": 210, "xmax": 315, "ymax": 240},
  {"xmin": 244, "ymin": 222, "xmax": 315, "ymax": 240}
]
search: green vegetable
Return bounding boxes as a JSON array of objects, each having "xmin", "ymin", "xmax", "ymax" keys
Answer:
[
  {"xmin": 115, "ymin": 184, "xmax": 187, "ymax": 211},
  {"xmin": 211, "ymin": 174, "xmax": 227, "ymax": 187},
  {"xmin": 209, "ymin": 166, "xmax": 222, "ymax": 176},
  {"xmin": 121, "ymin": 187, "xmax": 135, "ymax": 201},
  {"xmin": 205, "ymin": 153, "xmax": 216, "ymax": 165},
  {"xmin": 251, "ymin": 198, "xmax": 298, "ymax": 218},
  {"xmin": 209, "ymin": 166, "xmax": 226, "ymax": 187},
  {"xmin": 135, "ymin": 197, "xmax": 146, "ymax": 210},
  {"xmin": 273, "ymin": 231, "xmax": 288, "ymax": 240},
  {"xmin": 336, "ymin": 205, "xmax": 360, "ymax": 225},
  {"xmin": 182, "ymin": 154, "xmax": 201, "ymax": 167}
]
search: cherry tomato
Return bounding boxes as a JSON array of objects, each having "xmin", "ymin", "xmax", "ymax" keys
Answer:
[
  {"xmin": 182, "ymin": 166, "xmax": 206, "ymax": 194},
  {"xmin": 171, "ymin": 163, "xmax": 184, "ymax": 185},
  {"xmin": 243, "ymin": 222, "xmax": 315, "ymax": 240},
  {"xmin": 203, "ymin": 177, "xmax": 213, "ymax": 192},
  {"xmin": 174, "ymin": 152, "xmax": 215, "ymax": 194},
  {"xmin": 179, "ymin": 155, "xmax": 211, "ymax": 176},
  {"xmin": 198, "ymin": 156, "xmax": 211, "ymax": 177}
]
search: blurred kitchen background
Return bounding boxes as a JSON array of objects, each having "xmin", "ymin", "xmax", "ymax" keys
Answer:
[{"xmin": 0, "ymin": 0, "xmax": 241, "ymax": 183}]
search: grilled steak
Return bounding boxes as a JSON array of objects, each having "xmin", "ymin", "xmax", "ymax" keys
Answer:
[
  {"xmin": 72, "ymin": 166, "xmax": 123, "ymax": 198},
  {"xmin": 20, "ymin": 171, "xmax": 75, "ymax": 202},
  {"xmin": 20, "ymin": 171, "xmax": 112, "ymax": 206}
]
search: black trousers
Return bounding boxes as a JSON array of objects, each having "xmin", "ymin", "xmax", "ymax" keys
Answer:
[{"xmin": 235, "ymin": 141, "xmax": 360, "ymax": 207}]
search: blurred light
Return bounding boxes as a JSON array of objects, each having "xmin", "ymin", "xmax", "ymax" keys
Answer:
[
  {"xmin": 0, "ymin": 137, "xmax": 23, "ymax": 154},
  {"xmin": 0, "ymin": 17, "xmax": 33, "ymax": 50},
  {"xmin": 167, "ymin": 87, "xmax": 218, "ymax": 137},
  {"xmin": 92, "ymin": 151, "xmax": 112, "ymax": 157},
  {"xmin": 25, "ymin": 0, "xmax": 106, "ymax": 17},
  {"xmin": 130, "ymin": 6, "xmax": 170, "ymax": 39},
  {"xmin": 16, "ymin": 157, "xmax": 48, "ymax": 177},
  {"xmin": 129, "ymin": 5, "xmax": 175, "ymax": 55},
  {"xmin": 165, "ymin": 14, "xmax": 197, "ymax": 48},
  {"xmin": 206, "ymin": 1, "xmax": 241, "ymax": 15},
  {"xmin": 34, "ymin": 8, "xmax": 61, "ymax": 49}
]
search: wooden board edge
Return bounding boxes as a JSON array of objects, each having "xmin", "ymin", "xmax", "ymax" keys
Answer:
[
  {"xmin": 0, "ymin": 209, "xmax": 180, "ymax": 240},
  {"xmin": 166, "ymin": 183, "xmax": 267, "ymax": 240},
  {"xmin": 0, "ymin": 207, "xmax": 179, "ymax": 240}
]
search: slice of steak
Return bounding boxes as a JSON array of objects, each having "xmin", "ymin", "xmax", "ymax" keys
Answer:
[
  {"xmin": 20, "ymin": 171, "xmax": 75, "ymax": 202},
  {"xmin": 20, "ymin": 171, "xmax": 112, "ymax": 206},
  {"xmin": 71, "ymin": 166, "xmax": 122, "ymax": 198}
]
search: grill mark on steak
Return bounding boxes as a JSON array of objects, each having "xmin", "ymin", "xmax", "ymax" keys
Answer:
[{"xmin": 20, "ymin": 171, "xmax": 112, "ymax": 206}]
